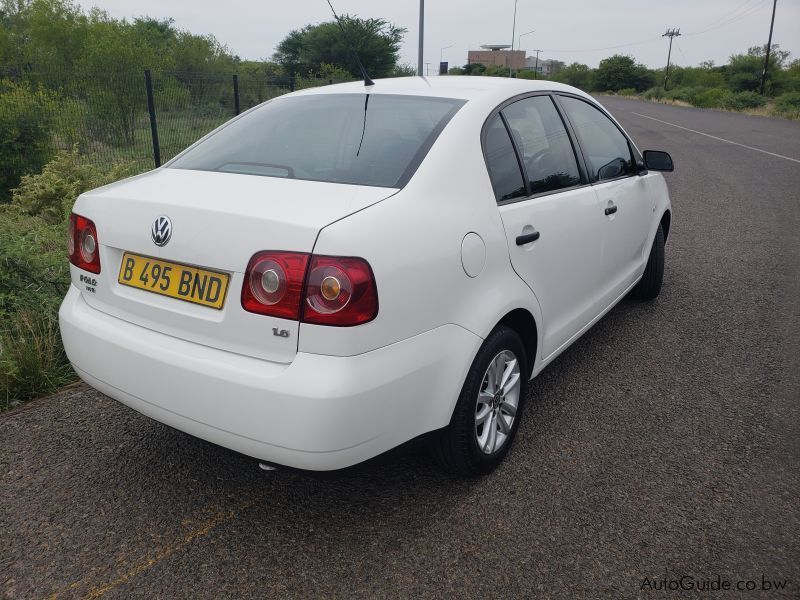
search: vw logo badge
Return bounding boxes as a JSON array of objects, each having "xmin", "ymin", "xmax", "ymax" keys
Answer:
[{"xmin": 151, "ymin": 215, "xmax": 172, "ymax": 247}]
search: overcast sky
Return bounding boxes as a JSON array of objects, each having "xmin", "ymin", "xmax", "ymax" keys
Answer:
[{"xmin": 74, "ymin": 0, "xmax": 800, "ymax": 70}]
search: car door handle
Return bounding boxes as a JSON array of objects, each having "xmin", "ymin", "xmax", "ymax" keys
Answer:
[
  {"xmin": 605, "ymin": 204, "xmax": 618, "ymax": 216},
  {"xmin": 516, "ymin": 231, "xmax": 540, "ymax": 245}
]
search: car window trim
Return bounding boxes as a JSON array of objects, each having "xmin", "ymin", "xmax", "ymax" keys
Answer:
[
  {"xmin": 552, "ymin": 92, "xmax": 642, "ymax": 185},
  {"xmin": 498, "ymin": 111, "xmax": 531, "ymax": 197},
  {"xmin": 481, "ymin": 91, "xmax": 593, "ymax": 206},
  {"xmin": 497, "ymin": 182, "xmax": 587, "ymax": 206}
]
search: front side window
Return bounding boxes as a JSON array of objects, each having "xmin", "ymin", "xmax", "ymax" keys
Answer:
[
  {"xmin": 483, "ymin": 115, "xmax": 527, "ymax": 202},
  {"xmin": 169, "ymin": 94, "xmax": 464, "ymax": 188},
  {"xmin": 558, "ymin": 96, "xmax": 634, "ymax": 182},
  {"xmin": 502, "ymin": 96, "xmax": 581, "ymax": 194}
]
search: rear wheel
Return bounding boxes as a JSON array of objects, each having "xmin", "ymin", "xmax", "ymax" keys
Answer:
[
  {"xmin": 431, "ymin": 326, "xmax": 528, "ymax": 476},
  {"xmin": 631, "ymin": 223, "xmax": 665, "ymax": 301}
]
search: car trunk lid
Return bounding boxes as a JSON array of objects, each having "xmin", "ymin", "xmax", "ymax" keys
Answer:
[{"xmin": 71, "ymin": 168, "xmax": 396, "ymax": 363}]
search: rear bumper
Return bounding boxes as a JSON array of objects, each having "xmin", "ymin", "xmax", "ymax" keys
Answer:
[{"xmin": 59, "ymin": 285, "xmax": 481, "ymax": 470}]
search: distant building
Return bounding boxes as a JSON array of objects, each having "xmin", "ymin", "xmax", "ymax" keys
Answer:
[
  {"xmin": 468, "ymin": 45, "xmax": 526, "ymax": 70},
  {"xmin": 524, "ymin": 57, "xmax": 561, "ymax": 75}
]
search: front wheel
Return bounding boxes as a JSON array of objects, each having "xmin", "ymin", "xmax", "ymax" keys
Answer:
[
  {"xmin": 631, "ymin": 223, "xmax": 665, "ymax": 301},
  {"xmin": 431, "ymin": 326, "xmax": 528, "ymax": 476}
]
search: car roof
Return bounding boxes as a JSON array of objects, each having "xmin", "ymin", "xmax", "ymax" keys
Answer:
[{"xmin": 290, "ymin": 75, "xmax": 591, "ymax": 105}]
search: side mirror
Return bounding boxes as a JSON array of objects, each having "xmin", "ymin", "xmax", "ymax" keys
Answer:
[{"xmin": 643, "ymin": 150, "xmax": 674, "ymax": 172}]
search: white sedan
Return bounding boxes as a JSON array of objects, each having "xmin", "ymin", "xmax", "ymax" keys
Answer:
[{"xmin": 60, "ymin": 77, "xmax": 673, "ymax": 476}]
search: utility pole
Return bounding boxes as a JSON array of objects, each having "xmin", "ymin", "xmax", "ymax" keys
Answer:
[
  {"xmin": 532, "ymin": 49, "xmax": 541, "ymax": 79},
  {"xmin": 509, "ymin": 0, "xmax": 519, "ymax": 77},
  {"xmin": 417, "ymin": 0, "xmax": 424, "ymax": 76},
  {"xmin": 662, "ymin": 28, "xmax": 681, "ymax": 90},
  {"xmin": 760, "ymin": 0, "xmax": 777, "ymax": 95}
]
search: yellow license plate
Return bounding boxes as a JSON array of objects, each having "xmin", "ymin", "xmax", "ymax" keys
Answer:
[{"xmin": 118, "ymin": 252, "xmax": 230, "ymax": 310}]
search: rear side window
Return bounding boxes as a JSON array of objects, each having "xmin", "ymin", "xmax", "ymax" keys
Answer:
[
  {"xmin": 169, "ymin": 94, "xmax": 464, "ymax": 188},
  {"xmin": 558, "ymin": 96, "xmax": 634, "ymax": 181},
  {"xmin": 484, "ymin": 115, "xmax": 527, "ymax": 202},
  {"xmin": 502, "ymin": 96, "xmax": 581, "ymax": 194}
]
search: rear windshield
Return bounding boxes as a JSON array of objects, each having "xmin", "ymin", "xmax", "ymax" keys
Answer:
[{"xmin": 169, "ymin": 93, "xmax": 465, "ymax": 188}]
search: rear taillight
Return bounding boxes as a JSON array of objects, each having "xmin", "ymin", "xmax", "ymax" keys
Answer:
[
  {"xmin": 241, "ymin": 252, "xmax": 378, "ymax": 326},
  {"xmin": 68, "ymin": 213, "xmax": 101, "ymax": 274},
  {"xmin": 302, "ymin": 255, "xmax": 378, "ymax": 326},
  {"xmin": 241, "ymin": 251, "xmax": 310, "ymax": 320}
]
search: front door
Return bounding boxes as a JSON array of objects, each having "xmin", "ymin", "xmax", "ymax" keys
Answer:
[{"xmin": 557, "ymin": 95, "xmax": 654, "ymax": 307}]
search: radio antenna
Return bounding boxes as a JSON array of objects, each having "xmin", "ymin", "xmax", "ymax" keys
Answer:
[{"xmin": 325, "ymin": 0, "xmax": 374, "ymax": 86}]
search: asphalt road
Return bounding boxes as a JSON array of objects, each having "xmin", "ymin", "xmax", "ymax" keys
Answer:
[{"xmin": 2, "ymin": 96, "xmax": 799, "ymax": 599}]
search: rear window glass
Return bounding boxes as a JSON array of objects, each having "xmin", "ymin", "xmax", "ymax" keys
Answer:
[{"xmin": 169, "ymin": 93, "xmax": 465, "ymax": 188}]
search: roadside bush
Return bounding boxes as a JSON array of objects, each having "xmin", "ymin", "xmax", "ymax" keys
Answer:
[
  {"xmin": 0, "ymin": 152, "xmax": 142, "ymax": 408},
  {"xmin": 691, "ymin": 87, "xmax": 726, "ymax": 108},
  {"xmin": 665, "ymin": 86, "xmax": 701, "ymax": 103},
  {"xmin": 0, "ymin": 205, "xmax": 70, "ymax": 324},
  {"xmin": 617, "ymin": 88, "xmax": 637, "ymax": 96},
  {"xmin": 720, "ymin": 90, "xmax": 767, "ymax": 111},
  {"xmin": 772, "ymin": 92, "xmax": 800, "ymax": 117},
  {"xmin": 642, "ymin": 87, "xmax": 665, "ymax": 101},
  {"xmin": 0, "ymin": 310, "xmax": 73, "ymax": 410},
  {"xmin": 11, "ymin": 149, "xmax": 138, "ymax": 224},
  {"xmin": 0, "ymin": 80, "xmax": 55, "ymax": 202}
]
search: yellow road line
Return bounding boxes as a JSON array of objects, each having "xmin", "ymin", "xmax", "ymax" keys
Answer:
[{"xmin": 46, "ymin": 495, "xmax": 261, "ymax": 599}]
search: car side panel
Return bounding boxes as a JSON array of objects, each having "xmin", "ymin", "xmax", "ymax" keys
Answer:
[{"xmin": 299, "ymin": 102, "xmax": 544, "ymax": 376}]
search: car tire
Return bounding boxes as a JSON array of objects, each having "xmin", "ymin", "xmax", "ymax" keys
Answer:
[
  {"xmin": 431, "ymin": 326, "xmax": 528, "ymax": 476},
  {"xmin": 631, "ymin": 223, "xmax": 665, "ymax": 301}
]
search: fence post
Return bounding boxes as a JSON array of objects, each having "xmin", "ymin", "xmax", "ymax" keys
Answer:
[
  {"xmin": 233, "ymin": 74, "xmax": 240, "ymax": 115},
  {"xmin": 289, "ymin": 75, "xmax": 295, "ymax": 92},
  {"xmin": 144, "ymin": 69, "xmax": 161, "ymax": 168}
]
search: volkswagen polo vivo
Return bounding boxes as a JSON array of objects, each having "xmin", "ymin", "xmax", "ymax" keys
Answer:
[{"xmin": 60, "ymin": 77, "xmax": 673, "ymax": 476}]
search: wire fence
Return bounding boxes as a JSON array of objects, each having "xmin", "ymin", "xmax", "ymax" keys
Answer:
[{"xmin": 1, "ymin": 65, "xmax": 351, "ymax": 172}]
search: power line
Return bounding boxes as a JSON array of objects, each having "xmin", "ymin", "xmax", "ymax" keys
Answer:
[
  {"xmin": 540, "ymin": 36, "xmax": 662, "ymax": 54},
  {"xmin": 688, "ymin": 0, "xmax": 762, "ymax": 32},
  {"xmin": 684, "ymin": 0, "xmax": 769, "ymax": 36},
  {"xmin": 538, "ymin": 1, "xmax": 769, "ymax": 55}
]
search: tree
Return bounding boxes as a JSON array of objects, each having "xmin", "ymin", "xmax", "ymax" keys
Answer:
[
  {"xmin": 727, "ymin": 44, "xmax": 790, "ymax": 95},
  {"xmin": 273, "ymin": 15, "xmax": 405, "ymax": 79},
  {"xmin": 392, "ymin": 63, "xmax": 416, "ymax": 77},
  {"xmin": 0, "ymin": 80, "xmax": 54, "ymax": 201},
  {"xmin": 76, "ymin": 15, "xmax": 160, "ymax": 144},
  {"xmin": 0, "ymin": 0, "xmax": 89, "ymax": 87},
  {"xmin": 273, "ymin": 29, "xmax": 305, "ymax": 77},
  {"xmin": 171, "ymin": 32, "xmax": 237, "ymax": 104},
  {"xmin": 550, "ymin": 62, "xmax": 592, "ymax": 90},
  {"xmin": 593, "ymin": 54, "xmax": 653, "ymax": 92}
]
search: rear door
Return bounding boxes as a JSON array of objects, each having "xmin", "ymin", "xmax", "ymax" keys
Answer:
[
  {"xmin": 556, "ymin": 95, "xmax": 654, "ymax": 307},
  {"xmin": 488, "ymin": 95, "xmax": 604, "ymax": 358}
]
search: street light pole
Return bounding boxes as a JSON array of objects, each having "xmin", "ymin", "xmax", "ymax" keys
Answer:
[
  {"xmin": 440, "ymin": 44, "xmax": 454, "ymax": 74},
  {"xmin": 518, "ymin": 29, "xmax": 535, "ymax": 72},
  {"xmin": 440, "ymin": 44, "xmax": 453, "ymax": 63},
  {"xmin": 518, "ymin": 29, "xmax": 535, "ymax": 53},
  {"xmin": 509, "ymin": 0, "xmax": 518, "ymax": 77},
  {"xmin": 417, "ymin": 0, "xmax": 424, "ymax": 76}
]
